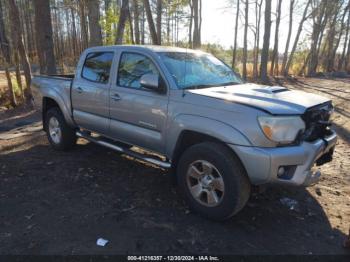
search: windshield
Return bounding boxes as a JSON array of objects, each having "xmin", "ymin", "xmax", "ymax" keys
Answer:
[{"xmin": 158, "ymin": 52, "xmax": 242, "ymax": 89}]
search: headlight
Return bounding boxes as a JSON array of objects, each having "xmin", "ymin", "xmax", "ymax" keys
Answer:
[{"xmin": 258, "ymin": 116, "xmax": 305, "ymax": 144}]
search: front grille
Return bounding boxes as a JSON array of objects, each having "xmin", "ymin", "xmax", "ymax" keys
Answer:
[{"xmin": 301, "ymin": 102, "xmax": 333, "ymax": 142}]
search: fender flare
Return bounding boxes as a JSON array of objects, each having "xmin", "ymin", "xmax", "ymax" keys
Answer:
[
  {"xmin": 165, "ymin": 114, "xmax": 252, "ymax": 158},
  {"xmin": 41, "ymin": 88, "xmax": 75, "ymax": 127}
]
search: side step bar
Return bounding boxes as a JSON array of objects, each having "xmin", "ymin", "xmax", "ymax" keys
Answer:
[{"xmin": 76, "ymin": 131, "xmax": 171, "ymax": 169}]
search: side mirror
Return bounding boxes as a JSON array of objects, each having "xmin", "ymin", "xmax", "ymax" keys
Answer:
[{"xmin": 140, "ymin": 73, "xmax": 162, "ymax": 92}]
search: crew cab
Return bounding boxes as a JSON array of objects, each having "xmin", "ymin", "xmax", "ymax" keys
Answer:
[{"xmin": 32, "ymin": 45, "xmax": 337, "ymax": 220}]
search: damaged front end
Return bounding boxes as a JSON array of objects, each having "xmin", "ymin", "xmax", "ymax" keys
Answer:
[{"xmin": 300, "ymin": 102, "xmax": 336, "ymax": 166}]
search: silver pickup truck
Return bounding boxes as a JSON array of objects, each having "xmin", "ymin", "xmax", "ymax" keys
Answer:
[{"xmin": 32, "ymin": 45, "xmax": 337, "ymax": 220}]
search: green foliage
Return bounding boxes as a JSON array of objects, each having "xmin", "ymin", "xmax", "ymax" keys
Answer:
[
  {"xmin": 100, "ymin": 2, "xmax": 134, "ymax": 45},
  {"xmin": 100, "ymin": 4, "xmax": 119, "ymax": 45},
  {"xmin": 123, "ymin": 17, "xmax": 133, "ymax": 45},
  {"xmin": 167, "ymin": 0, "xmax": 189, "ymax": 15}
]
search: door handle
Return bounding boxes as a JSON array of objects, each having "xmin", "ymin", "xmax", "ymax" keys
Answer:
[
  {"xmin": 111, "ymin": 93, "xmax": 121, "ymax": 101},
  {"xmin": 76, "ymin": 87, "xmax": 83, "ymax": 93}
]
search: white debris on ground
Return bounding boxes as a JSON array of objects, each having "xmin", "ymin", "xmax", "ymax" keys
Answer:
[{"xmin": 280, "ymin": 197, "xmax": 300, "ymax": 211}]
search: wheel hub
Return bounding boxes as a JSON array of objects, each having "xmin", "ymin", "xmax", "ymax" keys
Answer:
[
  {"xmin": 200, "ymin": 175, "xmax": 213, "ymax": 189},
  {"xmin": 186, "ymin": 160, "xmax": 225, "ymax": 207},
  {"xmin": 48, "ymin": 116, "xmax": 62, "ymax": 144}
]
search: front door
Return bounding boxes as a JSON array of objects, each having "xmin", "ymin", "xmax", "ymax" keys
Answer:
[
  {"xmin": 109, "ymin": 52, "xmax": 169, "ymax": 153},
  {"xmin": 71, "ymin": 51, "xmax": 114, "ymax": 134}
]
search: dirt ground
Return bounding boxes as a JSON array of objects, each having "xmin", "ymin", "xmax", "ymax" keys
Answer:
[{"xmin": 0, "ymin": 77, "xmax": 349, "ymax": 255}]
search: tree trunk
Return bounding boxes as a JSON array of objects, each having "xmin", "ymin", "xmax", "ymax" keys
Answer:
[
  {"xmin": 33, "ymin": 0, "xmax": 57, "ymax": 75},
  {"xmin": 325, "ymin": 1, "xmax": 341, "ymax": 72},
  {"xmin": 0, "ymin": 0, "xmax": 16, "ymax": 107},
  {"xmin": 339, "ymin": 5, "xmax": 350, "ymax": 70},
  {"xmin": 116, "ymin": 0, "xmax": 129, "ymax": 44},
  {"xmin": 260, "ymin": 0, "xmax": 272, "ymax": 83},
  {"xmin": 9, "ymin": 0, "xmax": 33, "ymax": 104},
  {"xmin": 192, "ymin": 0, "xmax": 201, "ymax": 48},
  {"xmin": 65, "ymin": 8, "xmax": 72, "ymax": 57},
  {"xmin": 189, "ymin": 1, "xmax": 193, "ymax": 47},
  {"xmin": 19, "ymin": 0, "xmax": 27, "ymax": 52},
  {"xmin": 270, "ymin": 0, "xmax": 282, "ymax": 76},
  {"xmin": 166, "ymin": 4, "xmax": 170, "ymax": 44},
  {"xmin": 281, "ymin": 0, "xmax": 294, "ymax": 76},
  {"xmin": 141, "ymin": 3, "xmax": 145, "ymax": 44},
  {"xmin": 128, "ymin": 5, "xmax": 135, "ymax": 44},
  {"xmin": 175, "ymin": 9, "xmax": 178, "ymax": 44},
  {"xmin": 199, "ymin": 0, "xmax": 202, "ymax": 42},
  {"xmin": 53, "ymin": 0, "xmax": 61, "ymax": 61},
  {"xmin": 5, "ymin": 69, "xmax": 17, "ymax": 107},
  {"xmin": 70, "ymin": 7, "xmax": 78, "ymax": 57},
  {"xmin": 87, "ymin": 0, "xmax": 103, "ymax": 46},
  {"xmin": 285, "ymin": 0, "xmax": 311, "ymax": 75},
  {"xmin": 22, "ymin": 0, "xmax": 35, "ymax": 59},
  {"xmin": 14, "ymin": 52, "xmax": 24, "ymax": 101},
  {"xmin": 253, "ymin": 0, "xmax": 263, "ymax": 80},
  {"xmin": 171, "ymin": 8, "xmax": 174, "ymax": 43},
  {"xmin": 307, "ymin": 0, "xmax": 327, "ymax": 76},
  {"xmin": 52, "ymin": 0, "xmax": 60, "ymax": 63},
  {"xmin": 143, "ymin": 0, "xmax": 159, "ymax": 44},
  {"xmin": 78, "ymin": 0, "xmax": 89, "ymax": 50},
  {"xmin": 132, "ymin": 0, "xmax": 141, "ymax": 44},
  {"xmin": 156, "ymin": 0, "xmax": 162, "ymax": 45},
  {"xmin": 242, "ymin": 0, "xmax": 249, "ymax": 80},
  {"xmin": 232, "ymin": 0, "xmax": 240, "ymax": 68},
  {"xmin": 329, "ymin": 2, "xmax": 349, "ymax": 71},
  {"xmin": 299, "ymin": 51, "xmax": 311, "ymax": 76},
  {"xmin": 315, "ymin": 5, "xmax": 330, "ymax": 70},
  {"xmin": 346, "ymin": 29, "xmax": 350, "ymax": 71}
]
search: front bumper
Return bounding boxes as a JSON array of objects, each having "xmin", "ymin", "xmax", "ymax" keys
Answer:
[{"xmin": 230, "ymin": 131, "xmax": 337, "ymax": 186}]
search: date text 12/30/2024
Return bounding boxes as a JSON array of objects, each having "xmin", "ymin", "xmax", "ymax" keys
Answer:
[{"xmin": 127, "ymin": 256, "xmax": 220, "ymax": 261}]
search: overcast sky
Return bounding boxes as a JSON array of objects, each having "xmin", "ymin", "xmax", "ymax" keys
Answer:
[{"xmin": 197, "ymin": 0, "xmax": 312, "ymax": 52}]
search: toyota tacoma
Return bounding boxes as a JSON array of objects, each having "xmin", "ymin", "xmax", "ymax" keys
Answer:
[{"xmin": 32, "ymin": 45, "xmax": 337, "ymax": 220}]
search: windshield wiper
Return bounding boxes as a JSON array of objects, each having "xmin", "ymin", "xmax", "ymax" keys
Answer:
[
  {"xmin": 183, "ymin": 84, "xmax": 216, "ymax": 90},
  {"xmin": 216, "ymin": 82, "xmax": 240, "ymax": 87},
  {"xmin": 183, "ymin": 82, "xmax": 239, "ymax": 90}
]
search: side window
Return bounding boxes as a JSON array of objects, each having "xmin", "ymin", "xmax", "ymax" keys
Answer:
[
  {"xmin": 117, "ymin": 52, "xmax": 159, "ymax": 89},
  {"xmin": 81, "ymin": 52, "xmax": 114, "ymax": 83}
]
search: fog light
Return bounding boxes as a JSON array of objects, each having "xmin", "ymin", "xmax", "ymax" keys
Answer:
[
  {"xmin": 277, "ymin": 167, "xmax": 285, "ymax": 177},
  {"xmin": 277, "ymin": 165, "xmax": 297, "ymax": 180}
]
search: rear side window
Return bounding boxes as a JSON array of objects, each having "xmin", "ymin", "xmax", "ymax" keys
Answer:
[{"xmin": 81, "ymin": 52, "xmax": 114, "ymax": 83}]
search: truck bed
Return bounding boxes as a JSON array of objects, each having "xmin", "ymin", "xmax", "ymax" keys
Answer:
[
  {"xmin": 32, "ymin": 74, "xmax": 74, "ymax": 117},
  {"xmin": 32, "ymin": 74, "xmax": 74, "ymax": 90},
  {"xmin": 33, "ymin": 74, "xmax": 74, "ymax": 80}
]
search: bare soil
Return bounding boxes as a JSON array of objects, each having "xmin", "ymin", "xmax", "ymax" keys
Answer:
[{"xmin": 0, "ymin": 77, "xmax": 349, "ymax": 255}]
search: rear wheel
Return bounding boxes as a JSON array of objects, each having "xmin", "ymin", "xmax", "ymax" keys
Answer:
[
  {"xmin": 45, "ymin": 107, "xmax": 77, "ymax": 150},
  {"xmin": 177, "ymin": 142, "xmax": 251, "ymax": 220}
]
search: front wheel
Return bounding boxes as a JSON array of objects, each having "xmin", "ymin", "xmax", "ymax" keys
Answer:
[
  {"xmin": 177, "ymin": 142, "xmax": 251, "ymax": 220},
  {"xmin": 45, "ymin": 107, "xmax": 77, "ymax": 150}
]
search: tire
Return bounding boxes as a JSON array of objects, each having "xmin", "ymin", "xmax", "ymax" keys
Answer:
[
  {"xmin": 45, "ymin": 107, "xmax": 77, "ymax": 150},
  {"xmin": 176, "ymin": 142, "xmax": 251, "ymax": 221}
]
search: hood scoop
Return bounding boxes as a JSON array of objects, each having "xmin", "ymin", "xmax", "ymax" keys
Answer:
[
  {"xmin": 252, "ymin": 86, "xmax": 289, "ymax": 94},
  {"xmin": 188, "ymin": 83, "xmax": 331, "ymax": 115}
]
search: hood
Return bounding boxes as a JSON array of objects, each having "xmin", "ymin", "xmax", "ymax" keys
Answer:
[{"xmin": 188, "ymin": 83, "xmax": 331, "ymax": 115}]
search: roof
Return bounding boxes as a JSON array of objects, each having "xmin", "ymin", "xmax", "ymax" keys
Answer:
[
  {"xmin": 85, "ymin": 44, "xmax": 205, "ymax": 54},
  {"xmin": 135, "ymin": 45, "xmax": 201, "ymax": 53}
]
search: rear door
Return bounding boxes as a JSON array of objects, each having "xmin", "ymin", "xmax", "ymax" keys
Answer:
[
  {"xmin": 71, "ymin": 51, "xmax": 114, "ymax": 134},
  {"xmin": 108, "ymin": 51, "xmax": 169, "ymax": 153}
]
